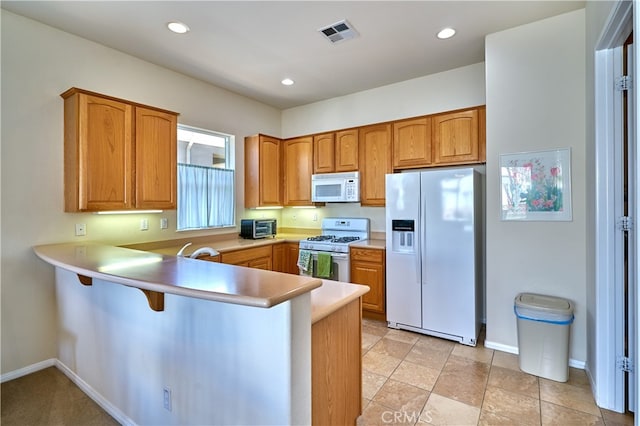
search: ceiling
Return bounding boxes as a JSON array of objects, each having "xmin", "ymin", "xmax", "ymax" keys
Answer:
[{"xmin": 2, "ymin": 1, "xmax": 585, "ymax": 109}]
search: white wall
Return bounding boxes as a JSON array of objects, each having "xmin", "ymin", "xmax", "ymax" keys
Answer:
[
  {"xmin": 54, "ymin": 268, "xmax": 311, "ymax": 425},
  {"xmin": 282, "ymin": 62, "xmax": 486, "ymax": 138},
  {"xmin": 485, "ymin": 10, "xmax": 587, "ymax": 361},
  {"xmin": 0, "ymin": 10, "xmax": 281, "ymax": 374}
]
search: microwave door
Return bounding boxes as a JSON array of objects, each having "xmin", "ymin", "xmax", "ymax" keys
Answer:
[{"xmin": 313, "ymin": 179, "xmax": 345, "ymax": 202}]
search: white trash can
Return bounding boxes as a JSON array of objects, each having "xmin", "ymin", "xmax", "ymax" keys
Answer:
[{"xmin": 514, "ymin": 293, "xmax": 574, "ymax": 382}]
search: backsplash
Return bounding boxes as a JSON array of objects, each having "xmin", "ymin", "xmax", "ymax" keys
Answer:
[{"xmin": 242, "ymin": 204, "xmax": 386, "ymax": 232}]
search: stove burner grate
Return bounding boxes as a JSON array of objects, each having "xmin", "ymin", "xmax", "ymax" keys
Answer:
[
  {"xmin": 306, "ymin": 235, "xmax": 336, "ymax": 242},
  {"xmin": 331, "ymin": 236, "xmax": 361, "ymax": 243}
]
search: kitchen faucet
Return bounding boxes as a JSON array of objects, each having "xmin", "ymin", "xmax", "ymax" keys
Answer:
[{"xmin": 177, "ymin": 242, "xmax": 219, "ymax": 258}]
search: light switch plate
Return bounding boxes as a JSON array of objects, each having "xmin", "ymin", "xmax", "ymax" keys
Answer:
[
  {"xmin": 160, "ymin": 218, "xmax": 168, "ymax": 229},
  {"xmin": 140, "ymin": 219, "xmax": 149, "ymax": 231}
]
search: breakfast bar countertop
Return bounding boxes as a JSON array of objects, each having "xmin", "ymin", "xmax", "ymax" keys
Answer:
[
  {"xmin": 33, "ymin": 242, "xmax": 369, "ymax": 321},
  {"xmin": 33, "ymin": 242, "xmax": 322, "ymax": 309}
]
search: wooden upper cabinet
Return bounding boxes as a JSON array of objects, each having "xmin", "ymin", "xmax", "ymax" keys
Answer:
[
  {"xmin": 245, "ymin": 134, "xmax": 282, "ymax": 208},
  {"xmin": 359, "ymin": 124, "xmax": 392, "ymax": 206},
  {"xmin": 393, "ymin": 117, "xmax": 432, "ymax": 170},
  {"xmin": 313, "ymin": 129, "xmax": 358, "ymax": 173},
  {"xmin": 62, "ymin": 88, "xmax": 178, "ymax": 212},
  {"xmin": 313, "ymin": 133, "xmax": 335, "ymax": 173},
  {"xmin": 478, "ymin": 106, "xmax": 486, "ymax": 163},
  {"xmin": 135, "ymin": 107, "xmax": 177, "ymax": 209},
  {"xmin": 432, "ymin": 108, "xmax": 480, "ymax": 165},
  {"xmin": 284, "ymin": 136, "xmax": 314, "ymax": 206},
  {"xmin": 335, "ymin": 129, "xmax": 359, "ymax": 172}
]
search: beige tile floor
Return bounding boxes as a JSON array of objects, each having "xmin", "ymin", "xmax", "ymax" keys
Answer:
[{"xmin": 358, "ymin": 318, "xmax": 635, "ymax": 426}]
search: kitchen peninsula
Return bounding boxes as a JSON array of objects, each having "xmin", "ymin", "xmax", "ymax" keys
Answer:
[{"xmin": 33, "ymin": 242, "xmax": 368, "ymax": 425}]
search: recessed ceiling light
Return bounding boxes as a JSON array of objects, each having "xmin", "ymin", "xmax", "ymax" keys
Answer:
[
  {"xmin": 167, "ymin": 21, "xmax": 190, "ymax": 34},
  {"xmin": 281, "ymin": 78, "xmax": 294, "ymax": 86},
  {"xmin": 437, "ymin": 28, "xmax": 456, "ymax": 39}
]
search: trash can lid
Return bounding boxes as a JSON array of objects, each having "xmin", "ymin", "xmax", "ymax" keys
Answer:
[{"xmin": 514, "ymin": 293, "xmax": 573, "ymax": 315}]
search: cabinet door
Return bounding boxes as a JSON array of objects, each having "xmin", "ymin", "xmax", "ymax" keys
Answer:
[
  {"xmin": 272, "ymin": 243, "xmax": 286, "ymax": 272},
  {"xmin": 393, "ymin": 117, "xmax": 432, "ymax": 169},
  {"xmin": 285, "ymin": 243, "xmax": 300, "ymax": 274},
  {"xmin": 259, "ymin": 136, "xmax": 283, "ymax": 206},
  {"xmin": 351, "ymin": 260, "xmax": 385, "ymax": 314},
  {"xmin": 245, "ymin": 135, "xmax": 282, "ymax": 208},
  {"xmin": 478, "ymin": 106, "xmax": 486, "ymax": 163},
  {"xmin": 249, "ymin": 256, "xmax": 272, "ymax": 270},
  {"xmin": 335, "ymin": 129, "xmax": 359, "ymax": 172},
  {"xmin": 135, "ymin": 107, "xmax": 177, "ymax": 209},
  {"xmin": 351, "ymin": 248, "xmax": 385, "ymax": 314},
  {"xmin": 359, "ymin": 124, "xmax": 392, "ymax": 206},
  {"xmin": 433, "ymin": 109, "xmax": 479, "ymax": 164},
  {"xmin": 284, "ymin": 137, "xmax": 314, "ymax": 206},
  {"xmin": 313, "ymin": 133, "xmax": 335, "ymax": 173},
  {"xmin": 75, "ymin": 93, "xmax": 134, "ymax": 211}
]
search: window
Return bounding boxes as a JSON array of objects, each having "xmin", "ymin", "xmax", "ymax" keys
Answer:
[{"xmin": 177, "ymin": 125, "xmax": 235, "ymax": 230}]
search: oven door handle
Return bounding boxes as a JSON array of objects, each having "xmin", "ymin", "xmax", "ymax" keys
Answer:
[
  {"xmin": 329, "ymin": 253, "xmax": 349, "ymax": 259},
  {"xmin": 306, "ymin": 251, "xmax": 350, "ymax": 259}
]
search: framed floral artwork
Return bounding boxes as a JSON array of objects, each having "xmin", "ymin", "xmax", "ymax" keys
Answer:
[{"xmin": 500, "ymin": 148, "xmax": 572, "ymax": 221}]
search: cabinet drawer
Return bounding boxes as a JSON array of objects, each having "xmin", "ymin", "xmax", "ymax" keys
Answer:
[
  {"xmin": 350, "ymin": 247, "xmax": 384, "ymax": 263},
  {"xmin": 220, "ymin": 245, "xmax": 273, "ymax": 265}
]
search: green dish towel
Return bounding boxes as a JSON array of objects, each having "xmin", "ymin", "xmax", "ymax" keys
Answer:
[{"xmin": 317, "ymin": 252, "xmax": 332, "ymax": 279}]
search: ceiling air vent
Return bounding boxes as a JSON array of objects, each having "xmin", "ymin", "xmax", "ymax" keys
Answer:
[{"xmin": 318, "ymin": 19, "xmax": 359, "ymax": 44}]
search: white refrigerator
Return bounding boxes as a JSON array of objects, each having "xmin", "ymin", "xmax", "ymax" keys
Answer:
[{"xmin": 385, "ymin": 167, "xmax": 483, "ymax": 346}]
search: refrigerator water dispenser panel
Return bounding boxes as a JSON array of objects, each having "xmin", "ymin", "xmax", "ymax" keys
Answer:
[{"xmin": 391, "ymin": 219, "xmax": 415, "ymax": 253}]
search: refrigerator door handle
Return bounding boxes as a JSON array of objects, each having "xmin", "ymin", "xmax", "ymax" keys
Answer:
[{"xmin": 420, "ymin": 185, "xmax": 427, "ymax": 286}]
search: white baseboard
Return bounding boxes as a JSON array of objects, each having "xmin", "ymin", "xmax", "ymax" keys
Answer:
[
  {"xmin": 2, "ymin": 358, "xmax": 136, "ymax": 426},
  {"xmin": 0, "ymin": 358, "xmax": 55, "ymax": 383},
  {"xmin": 54, "ymin": 360, "xmax": 137, "ymax": 426},
  {"xmin": 484, "ymin": 340, "xmax": 586, "ymax": 370},
  {"xmin": 483, "ymin": 339, "xmax": 518, "ymax": 354}
]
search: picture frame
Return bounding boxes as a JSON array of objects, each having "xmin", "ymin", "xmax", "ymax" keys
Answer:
[{"xmin": 500, "ymin": 148, "xmax": 572, "ymax": 221}]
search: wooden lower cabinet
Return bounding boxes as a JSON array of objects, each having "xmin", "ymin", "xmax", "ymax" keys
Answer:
[
  {"xmin": 273, "ymin": 242, "xmax": 300, "ymax": 274},
  {"xmin": 312, "ymin": 298, "xmax": 362, "ymax": 425},
  {"xmin": 350, "ymin": 247, "xmax": 386, "ymax": 319},
  {"xmin": 193, "ymin": 254, "xmax": 220, "ymax": 262},
  {"xmin": 219, "ymin": 245, "xmax": 272, "ymax": 270}
]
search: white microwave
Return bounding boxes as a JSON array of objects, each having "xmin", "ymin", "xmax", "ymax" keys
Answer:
[{"xmin": 311, "ymin": 171, "xmax": 360, "ymax": 203}]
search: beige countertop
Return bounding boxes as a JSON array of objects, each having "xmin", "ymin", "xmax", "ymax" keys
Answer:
[
  {"xmin": 33, "ymin": 242, "xmax": 322, "ymax": 309},
  {"xmin": 128, "ymin": 233, "xmax": 317, "ymax": 257},
  {"xmin": 33, "ymin": 242, "xmax": 369, "ymax": 321},
  {"xmin": 311, "ymin": 279, "xmax": 368, "ymax": 323},
  {"xmin": 131, "ymin": 234, "xmax": 387, "ymax": 257},
  {"xmin": 352, "ymin": 238, "xmax": 386, "ymax": 249}
]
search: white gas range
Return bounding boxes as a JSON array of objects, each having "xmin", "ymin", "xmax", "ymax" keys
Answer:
[{"xmin": 298, "ymin": 217, "xmax": 370, "ymax": 282}]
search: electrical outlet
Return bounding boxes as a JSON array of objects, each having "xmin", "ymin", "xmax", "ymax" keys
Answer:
[
  {"xmin": 75, "ymin": 223, "xmax": 86, "ymax": 236},
  {"xmin": 160, "ymin": 218, "xmax": 168, "ymax": 229},
  {"xmin": 312, "ymin": 213, "xmax": 318, "ymax": 221},
  {"xmin": 140, "ymin": 219, "xmax": 149, "ymax": 231},
  {"xmin": 163, "ymin": 387, "xmax": 172, "ymax": 411}
]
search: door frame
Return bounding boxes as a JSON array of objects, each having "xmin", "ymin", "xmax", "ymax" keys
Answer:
[{"xmin": 594, "ymin": 0, "xmax": 634, "ymax": 412}]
